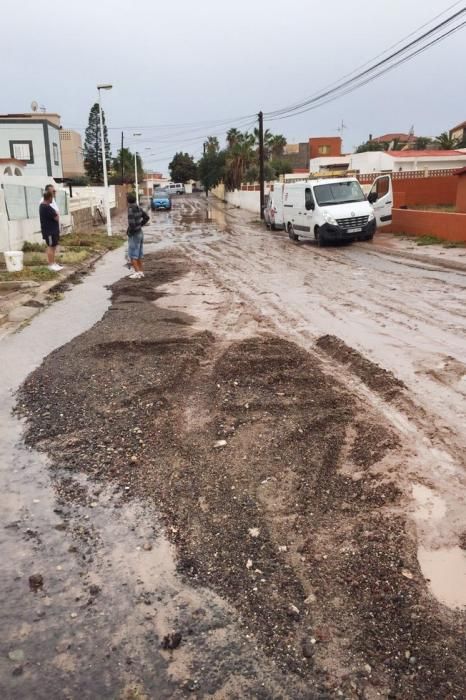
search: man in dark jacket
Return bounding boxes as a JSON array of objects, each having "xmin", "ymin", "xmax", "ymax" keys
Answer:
[
  {"xmin": 39, "ymin": 190, "xmax": 63, "ymax": 271},
  {"xmin": 127, "ymin": 192, "xmax": 150, "ymax": 279}
]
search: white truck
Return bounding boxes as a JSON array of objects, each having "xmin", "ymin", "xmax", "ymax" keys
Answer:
[{"xmin": 272, "ymin": 175, "xmax": 392, "ymax": 245}]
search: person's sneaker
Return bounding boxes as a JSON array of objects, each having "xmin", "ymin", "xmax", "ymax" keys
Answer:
[
  {"xmin": 48, "ymin": 264, "xmax": 60, "ymax": 272},
  {"xmin": 129, "ymin": 272, "xmax": 141, "ymax": 279},
  {"xmin": 139, "ymin": 271, "xmax": 145, "ymax": 278},
  {"xmin": 54, "ymin": 263, "xmax": 63, "ymax": 271}
]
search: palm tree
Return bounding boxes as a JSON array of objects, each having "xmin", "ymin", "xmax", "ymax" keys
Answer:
[
  {"xmin": 270, "ymin": 134, "xmax": 287, "ymax": 159},
  {"xmin": 205, "ymin": 136, "xmax": 220, "ymax": 154},
  {"xmin": 224, "ymin": 131, "xmax": 256, "ymax": 190},
  {"xmin": 226, "ymin": 128, "xmax": 241, "ymax": 149},
  {"xmin": 435, "ymin": 131, "xmax": 460, "ymax": 150}
]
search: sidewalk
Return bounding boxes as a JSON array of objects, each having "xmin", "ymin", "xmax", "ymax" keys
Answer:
[
  {"xmin": 365, "ymin": 232, "xmax": 466, "ymax": 272},
  {"xmin": 0, "ymin": 226, "xmax": 126, "ymax": 339}
]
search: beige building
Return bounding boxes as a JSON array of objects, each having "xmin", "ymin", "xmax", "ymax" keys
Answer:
[{"xmin": 60, "ymin": 129, "xmax": 85, "ymax": 178}]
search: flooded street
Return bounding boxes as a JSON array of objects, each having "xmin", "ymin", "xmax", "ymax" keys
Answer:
[{"xmin": 1, "ymin": 195, "xmax": 465, "ymax": 699}]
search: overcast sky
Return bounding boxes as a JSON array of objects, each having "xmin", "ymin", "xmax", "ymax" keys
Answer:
[{"xmin": 2, "ymin": 0, "xmax": 465, "ymax": 174}]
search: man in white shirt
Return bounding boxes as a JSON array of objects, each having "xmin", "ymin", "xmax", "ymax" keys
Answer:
[{"xmin": 40, "ymin": 184, "xmax": 59, "ymax": 213}]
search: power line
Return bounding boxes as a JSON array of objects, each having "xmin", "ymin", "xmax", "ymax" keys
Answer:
[
  {"xmin": 266, "ymin": 18, "xmax": 466, "ymax": 122},
  {"xmin": 265, "ymin": 5, "xmax": 466, "ymax": 119}
]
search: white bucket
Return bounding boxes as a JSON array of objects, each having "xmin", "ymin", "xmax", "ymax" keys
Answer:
[{"xmin": 4, "ymin": 251, "xmax": 24, "ymax": 273}]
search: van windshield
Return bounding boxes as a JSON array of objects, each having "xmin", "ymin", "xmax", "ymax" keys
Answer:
[{"xmin": 313, "ymin": 181, "xmax": 365, "ymax": 206}]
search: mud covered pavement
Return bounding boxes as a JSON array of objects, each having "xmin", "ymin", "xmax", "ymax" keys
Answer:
[{"xmin": 2, "ymin": 196, "xmax": 466, "ymax": 698}]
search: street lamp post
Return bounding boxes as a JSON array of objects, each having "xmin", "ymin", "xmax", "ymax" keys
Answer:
[
  {"xmin": 133, "ymin": 133, "xmax": 142, "ymax": 205},
  {"xmin": 97, "ymin": 83, "xmax": 113, "ymax": 236}
]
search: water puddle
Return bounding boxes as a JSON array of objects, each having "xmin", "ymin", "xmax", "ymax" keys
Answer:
[{"xmin": 418, "ymin": 546, "xmax": 466, "ymax": 610}]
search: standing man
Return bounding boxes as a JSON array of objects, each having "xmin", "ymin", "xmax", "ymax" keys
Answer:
[
  {"xmin": 127, "ymin": 192, "xmax": 149, "ymax": 279},
  {"xmin": 39, "ymin": 190, "xmax": 62, "ymax": 271},
  {"xmin": 40, "ymin": 184, "xmax": 59, "ymax": 213}
]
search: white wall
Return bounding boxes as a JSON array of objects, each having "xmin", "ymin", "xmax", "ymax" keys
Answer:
[
  {"xmin": 0, "ymin": 176, "xmax": 71, "ymax": 252},
  {"xmin": 309, "ymin": 155, "xmax": 350, "ymax": 173},
  {"xmin": 70, "ymin": 186, "xmax": 116, "ymax": 212}
]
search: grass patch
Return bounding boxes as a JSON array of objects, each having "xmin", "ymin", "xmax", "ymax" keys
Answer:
[
  {"xmin": 443, "ymin": 241, "xmax": 466, "ymax": 248},
  {"xmin": 409, "ymin": 204, "xmax": 455, "ymax": 212},
  {"xmin": 59, "ymin": 249, "xmax": 91, "ymax": 264},
  {"xmin": 415, "ymin": 235, "xmax": 444, "ymax": 246},
  {"xmin": 0, "ymin": 266, "xmax": 57, "ymax": 283},
  {"xmin": 393, "ymin": 233, "xmax": 465, "ymax": 248},
  {"xmin": 62, "ymin": 231, "xmax": 125, "ymax": 251},
  {"xmin": 23, "ymin": 248, "xmax": 91, "ymax": 267},
  {"xmin": 22, "ymin": 241, "xmax": 46, "ymax": 252}
]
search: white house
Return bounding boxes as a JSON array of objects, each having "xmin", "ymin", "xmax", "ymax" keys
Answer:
[
  {"xmin": 0, "ymin": 113, "xmax": 63, "ymax": 180},
  {"xmin": 309, "ymin": 149, "xmax": 466, "ymax": 174}
]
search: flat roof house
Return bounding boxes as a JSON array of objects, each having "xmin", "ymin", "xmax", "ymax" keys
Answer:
[{"xmin": 0, "ymin": 112, "xmax": 63, "ymax": 180}]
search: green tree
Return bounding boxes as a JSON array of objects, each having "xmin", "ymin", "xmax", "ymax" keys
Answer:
[
  {"xmin": 414, "ymin": 137, "xmax": 432, "ymax": 150},
  {"xmin": 83, "ymin": 103, "xmax": 111, "ymax": 184},
  {"xmin": 355, "ymin": 140, "xmax": 385, "ymax": 153},
  {"xmin": 268, "ymin": 158, "xmax": 293, "ymax": 178},
  {"xmin": 226, "ymin": 128, "xmax": 242, "ymax": 149},
  {"xmin": 111, "ymin": 147, "xmax": 143, "ymax": 184},
  {"xmin": 269, "ymin": 134, "xmax": 287, "ymax": 159},
  {"xmin": 205, "ymin": 136, "xmax": 220, "ymax": 154},
  {"xmin": 224, "ymin": 131, "xmax": 256, "ymax": 190},
  {"xmin": 435, "ymin": 131, "xmax": 460, "ymax": 150},
  {"xmin": 198, "ymin": 149, "xmax": 226, "ymax": 194},
  {"xmin": 168, "ymin": 152, "xmax": 198, "ymax": 183}
]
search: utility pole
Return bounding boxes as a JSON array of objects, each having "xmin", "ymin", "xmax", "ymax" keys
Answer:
[
  {"xmin": 97, "ymin": 83, "xmax": 113, "ymax": 237},
  {"xmin": 121, "ymin": 131, "xmax": 124, "ymax": 182},
  {"xmin": 258, "ymin": 110, "xmax": 265, "ymax": 220}
]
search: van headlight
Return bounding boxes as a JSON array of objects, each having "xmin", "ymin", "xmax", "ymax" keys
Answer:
[
  {"xmin": 323, "ymin": 210, "xmax": 337, "ymax": 226},
  {"xmin": 368, "ymin": 210, "xmax": 375, "ymax": 221}
]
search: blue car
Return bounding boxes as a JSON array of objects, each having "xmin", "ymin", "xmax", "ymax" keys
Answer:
[{"xmin": 151, "ymin": 189, "xmax": 172, "ymax": 211}]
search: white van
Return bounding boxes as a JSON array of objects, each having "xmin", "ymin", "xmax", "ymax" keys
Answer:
[
  {"xmin": 282, "ymin": 175, "xmax": 392, "ymax": 245},
  {"xmin": 167, "ymin": 183, "xmax": 185, "ymax": 195},
  {"xmin": 264, "ymin": 185, "xmax": 285, "ymax": 230}
]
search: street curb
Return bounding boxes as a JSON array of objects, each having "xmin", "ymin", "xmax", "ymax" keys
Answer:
[
  {"xmin": 360, "ymin": 243, "xmax": 466, "ymax": 273},
  {"xmin": 0, "ymin": 249, "xmax": 114, "ymax": 339}
]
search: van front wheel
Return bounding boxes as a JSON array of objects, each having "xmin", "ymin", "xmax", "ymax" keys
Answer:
[
  {"xmin": 287, "ymin": 223, "xmax": 299, "ymax": 241},
  {"xmin": 314, "ymin": 226, "xmax": 325, "ymax": 247}
]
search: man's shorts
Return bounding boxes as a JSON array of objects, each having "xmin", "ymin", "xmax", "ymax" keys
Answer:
[
  {"xmin": 42, "ymin": 231, "xmax": 60, "ymax": 248},
  {"xmin": 128, "ymin": 231, "xmax": 144, "ymax": 260}
]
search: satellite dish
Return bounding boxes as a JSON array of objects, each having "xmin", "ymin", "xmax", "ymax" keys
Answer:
[{"xmin": 31, "ymin": 100, "xmax": 39, "ymax": 112}]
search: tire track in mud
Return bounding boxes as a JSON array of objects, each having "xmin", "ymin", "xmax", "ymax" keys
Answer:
[
  {"xmin": 17, "ymin": 250, "xmax": 466, "ymax": 699},
  {"xmin": 176, "ymin": 201, "xmax": 466, "ymax": 453}
]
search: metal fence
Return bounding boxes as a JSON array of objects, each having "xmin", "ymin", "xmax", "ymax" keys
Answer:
[{"xmin": 2, "ymin": 184, "xmax": 69, "ymax": 221}]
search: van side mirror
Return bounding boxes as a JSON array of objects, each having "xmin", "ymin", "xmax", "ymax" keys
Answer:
[
  {"xmin": 305, "ymin": 201, "xmax": 315, "ymax": 211},
  {"xmin": 368, "ymin": 191, "xmax": 378, "ymax": 204}
]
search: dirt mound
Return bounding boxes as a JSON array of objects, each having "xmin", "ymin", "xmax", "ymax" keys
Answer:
[
  {"xmin": 17, "ymin": 252, "xmax": 465, "ymax": 698},
  {"xmin": 316, "ymin": 334, "xmax": 405, "ymax": 401}
]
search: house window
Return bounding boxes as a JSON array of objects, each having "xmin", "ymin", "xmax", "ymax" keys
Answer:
[
  {"xmin": 53, "ymin": 142, "xmax": 59, "ymax": 165},
  {"xmin": 318, "ymin": 145, "xmax": 331, "ymax": 155},
  {"xmin": 9, "ymin": 140, "xmax": 34, "ymax": 163}
]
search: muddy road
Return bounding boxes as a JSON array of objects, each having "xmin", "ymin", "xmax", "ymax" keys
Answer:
[{"xmin": 1, "ymin": 195, "xmax": 465, "ymax": 699}]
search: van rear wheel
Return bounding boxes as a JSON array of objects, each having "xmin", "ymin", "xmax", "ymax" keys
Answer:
[{"xmin": 287, "ymin": 223, "xmax": 299, "ymax": 241}]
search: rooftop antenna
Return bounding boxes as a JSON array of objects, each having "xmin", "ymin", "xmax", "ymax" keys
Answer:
[
  {"xmin": 40, "ymin": 105, "xmax": 46, "ymax": 113},
  {"xmin": 337, "ymin": 120, "xmax": 347, "ymax": 135},
  {"xmin": 30, "ymin": 100, "xmax": 38, "ymax": 112}
]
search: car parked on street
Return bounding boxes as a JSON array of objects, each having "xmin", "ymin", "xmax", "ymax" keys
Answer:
[
  {"xmin": 167, "ymin": 183, "xmax": 185, "ymax": 195},
  {"xmin": 151, "ymin": 189, "xmax": 172, "ymax": 211}
]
